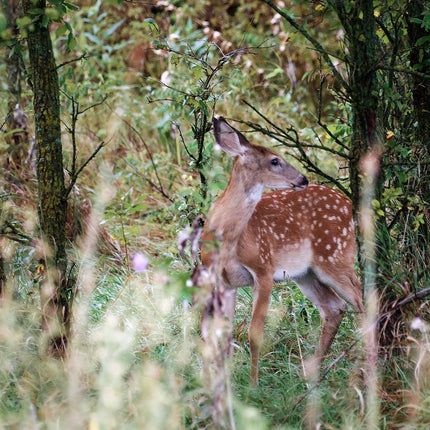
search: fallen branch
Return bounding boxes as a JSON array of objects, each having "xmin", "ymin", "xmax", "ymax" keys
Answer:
[{"xmin": 380, "ymin": 287, "xmax": 430, "ymax": 319}]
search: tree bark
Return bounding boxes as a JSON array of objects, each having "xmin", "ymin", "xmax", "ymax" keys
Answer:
[
  {"xmin": 0, "ymin": 254, "xmax": 4, "ymax": 300},
  {"xmin": 3, "ymin": 0, "xmax": 28, "ymax": 170},
  {"xmin": 23, "ymin": 0, "xmax": 70, "ymax": 355},
  {"xmin": 330, "ymin": 0, "xmax": 382, "ymax": 230},
  {"xmin": 405, "ymin": 0, "xmax": 430, "ymax": 260},
  {"xmin": 327, "ymin": 3, "xmax": 382, "ymax": 425}
]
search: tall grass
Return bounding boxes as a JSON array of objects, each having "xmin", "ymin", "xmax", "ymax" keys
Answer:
[{"xmin": 1, "ymin": 193, "xmax": 430, "ymax": 429}]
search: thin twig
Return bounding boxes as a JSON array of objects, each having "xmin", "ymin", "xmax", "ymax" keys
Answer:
[
  {"xmin": 79, "ymin": 95, "xmax": 108, "ymax": 115},
  {"xmin": 316, "ymin": 74, "xmax": 349, "ymax": 151},
  {"xmin": 282, "ymin": 338, "xmax": 360, "ymax": 423},
  {"xmin": 375, "ymin": 64, "xmax": 430, "ymax": 80},
  {"xmin": 241, "ymin": 100, "xmax": 351, "ymax": 196},
  {"xmin": 125, "ymin": 160, "xmax": 173, "ymax": 203},
  {"xmin": 174, "ymin": 121, "xmax": 195, "ymax": 161},
  {"xmin": 65, "ymin": 141, "xmax": 106, "ymax": 197},
  {"xmin": 61, "ymin": 90, "xmax": 108, "ymax": 186},
  {"xmin": 56, "ymin": 52, "xmax": 88, "ymax": 69},
  {"xmin": 1, "ymin": 220, "xmax": 33, "ymax": 243},
  {"xmin": 120, "ymin": 118, "xmax": 168, "ymax": 199}
]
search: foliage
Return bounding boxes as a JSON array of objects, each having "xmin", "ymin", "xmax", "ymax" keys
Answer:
[{"xmin": 0, "ymin": 0, "xmax": 430, "ymax": 429}]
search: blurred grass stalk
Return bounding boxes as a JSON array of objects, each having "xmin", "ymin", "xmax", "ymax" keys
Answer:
[
  {"xmin": 199, "ymin": 263, "xmax": 236, "ymax": 429},
  {"xmin": 65, "ymin": 173, "xmax": 114, "ymax": 429},
  {"xmin": 359, "ymin": 147, "xmax": 383, "ymax": 429}
]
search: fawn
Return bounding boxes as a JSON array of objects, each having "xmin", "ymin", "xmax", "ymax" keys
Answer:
[{"xmin": 201, "ymin": 117, "xmax": 363, "ymax": 384}]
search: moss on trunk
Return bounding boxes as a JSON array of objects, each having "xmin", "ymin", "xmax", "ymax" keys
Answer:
[{"xmin": 23, "ymin": 0, "xmax": 70, "ymax": 354}]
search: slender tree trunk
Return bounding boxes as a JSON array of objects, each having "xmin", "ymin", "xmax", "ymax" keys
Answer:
[
  {"xmin": 406, "ymin": 0, "xmax": 430, "ymax": 262},
  {"xmin": 23, "ymin": 0, "xmax": 70, "ymax": 355},
  {"xmin": 3, "ymin": 0, "xmax": 28, "ymax": 170},
  {"xmin": 0, "ymin": 254, "xmax": 4, "ymax": 300},
  {"xmin": 331, "ymin": 0, "xmax": 382, "ymax": 230},
  {"xmin": 330, "ymin": 1, "xmax": 382, "ymax": 426}
]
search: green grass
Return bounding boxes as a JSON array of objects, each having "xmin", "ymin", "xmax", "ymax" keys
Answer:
[{"xmin": 1, "ymin": 239, "xmax": 430, "ymax": 429}]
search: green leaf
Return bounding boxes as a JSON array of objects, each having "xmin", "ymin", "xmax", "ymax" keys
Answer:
[
  {"xmin": 192, "ymin": 67, "xmax": 203, "ymax": 81},
  {"xmin": 416, "ymin": 35, "xmax": 430, "ymax": 47},
  {"xmin": 0, "ymin": 12, "xmax": 7, "ymax": 33},
  {"xmin": 96, "ymin": 129, "xmax": 106, "ymax": 138},
  {"xmin": 128, "ymin": 204, "xmax": 148, "ymax": 215},
  {"xmin": 41, "ymin": 14, "xmax": 49, "ymax": 27},
  {"xmin": 55, "ymin": 3, "xmax": 67, "ymax": 15},
  {"xmin": 143, "ymin": 18, "xmax": 159, "ymax": 33},
  {"xmin": 63, "ymin": 2, "xmax": 79, "ymax": 11},
  {"xmin": 371, "ymin": 199, "xmax": 381, "ymax": 210},
  {"xmin": 16, "ymin": 16, "xmax": 32, "ymax": 30},
  {"xmin": 55, "ymin": 23, "xmax": 68, "ymax": 37},
  {"xmin": 27, "ymin": 8, "xmax": 44, "ymax": 15},
  {"xmin": 103, "ymin": 19, "xmax": 125, "ymax": 38},
  {"xmin": 66, "ymin": 32, "xmax": 77, "ymax": 52},
  {"xmin": 409, "ymin": 18, "xmax": 422, "ymax": 25},
  {"xmin": 266, "ymin": 67, "xmax": 284, "ymax": 79},
  {"xmin": 83, "ymin": 32, "xmax": 101, "ymax": 45},
  {"xmin": 45, "ymin": 8, "xmax": 61, "ymax": 21}
]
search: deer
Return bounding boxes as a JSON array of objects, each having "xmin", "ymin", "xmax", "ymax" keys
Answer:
[{"xmin": 201, "ymin": 117, "xmax": 364, "ymax": 385}]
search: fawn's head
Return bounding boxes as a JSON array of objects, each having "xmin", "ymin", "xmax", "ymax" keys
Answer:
[{"xmin": 213, "ymin": 117, "xmax": 308, "ymax": 193}]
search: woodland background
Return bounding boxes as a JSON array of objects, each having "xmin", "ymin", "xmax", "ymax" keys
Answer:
[{"xmin": 0, "ymin": 0, "xmax": 429, "ymax": 429}]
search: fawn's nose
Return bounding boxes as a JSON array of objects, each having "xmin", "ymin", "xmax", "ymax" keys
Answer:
[{"xmin": 294, "ymin": 175, "xmax": 309, "ymax": 189}]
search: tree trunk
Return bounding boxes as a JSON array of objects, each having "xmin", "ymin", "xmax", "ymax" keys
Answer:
[
  {"xmin": 330, "ymin": 1, "xmax": 382, "ymax": 425},
  {"xmin": 331, "ymin": 0, "xmax": 382, "ymax": 230},
  {"xmin": 23, "ymin": 0, "xmax": 70, "ymax": 355},
  {"xmin": 405, "ymin": 0, "xmax": 430, "ymax": 262},
  {"xmin": 0, "ymin": 254, "xmax": 4, "ymax": 300},
  {"xmin": 3, "ymin": 0, "xmax": 28, "ymax": 170}
]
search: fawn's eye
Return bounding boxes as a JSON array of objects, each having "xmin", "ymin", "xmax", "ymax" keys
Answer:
[{"xmin": 271, "ymin": 158, "xmax": 280, "ymax": 166}]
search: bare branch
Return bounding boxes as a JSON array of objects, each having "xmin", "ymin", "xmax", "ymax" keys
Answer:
[
  {"xmin": 1, "ymin": 220, "xmax": 33, "ymax": 244},
  {"xmin": 120, "ymin": 117, "xmax": 169, "ymax": 199},
  {"xmin": 78, "ymin": 95, "xmax": 108, "ymax": 115},
  {"xmin": 125, "ymin": 160, "xmax": 173, "ymax": 203},
  {"xmin": 65, "ymin": 140, "xmax": 106, "ymax": 197},
  {"xmin": 384, "ymin": 287, "xmax": 430, "ymax": 315},
  {"xmin": 56, "ymin": 52, "xmax": 88, "ymax": 70},
  {"xmin": 241, "ymin": 100, "xmax": 351, "ymax": 196},
  {"xmin": 61, "ymin": 91, "xmax": 108, "ymax": 196}
]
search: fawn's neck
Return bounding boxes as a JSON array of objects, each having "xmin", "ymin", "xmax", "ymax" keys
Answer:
[{"xmin": 208, "ymin": 170, "xmax": 263, "ymax": 245}]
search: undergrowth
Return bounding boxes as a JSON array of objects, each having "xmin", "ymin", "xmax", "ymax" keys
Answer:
[
  {"xmin": 2, "ymin": 229, "xmax": 429, "ymax": 429},
  {"xmin": 1, "ymin": 188, "xmax": 430, "ymax": 429}
]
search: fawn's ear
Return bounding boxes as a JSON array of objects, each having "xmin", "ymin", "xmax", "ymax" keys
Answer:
[{"xmin": 213, "ymin": 117, "xmax": 251, "ymax": 156}]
